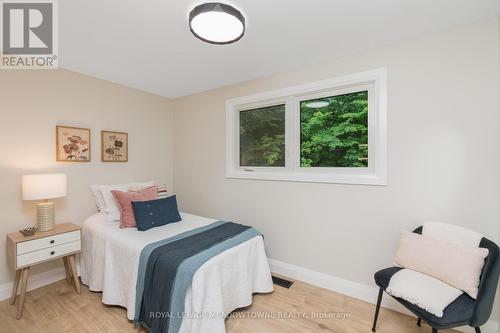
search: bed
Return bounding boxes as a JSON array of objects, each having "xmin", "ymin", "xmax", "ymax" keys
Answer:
[{"xmin": 80, "ymin": 212, "xmax": 273, "ymax": 333}]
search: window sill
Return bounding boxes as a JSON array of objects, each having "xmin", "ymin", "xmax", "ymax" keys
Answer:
[{"xmin": 226, "ymin": 170, "xmax": 387, "ymax": 186}]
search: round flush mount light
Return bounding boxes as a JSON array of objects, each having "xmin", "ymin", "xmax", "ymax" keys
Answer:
[
  {"xmin": 189, "ymin": 2, "xmax": 246, "ymax": 45},
  {"xmin": 304, "ymin": 99, "xmax": 330, "ymax": 109}
]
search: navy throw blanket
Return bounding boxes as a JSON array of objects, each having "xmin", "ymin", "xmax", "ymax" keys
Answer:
[{"xmin": 138, "ymin": 222, "xmax": 251, "ymax": 333}]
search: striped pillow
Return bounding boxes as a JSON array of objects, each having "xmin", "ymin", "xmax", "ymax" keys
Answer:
[
  {"xmin": 129, "ymin": 183, "xmax": 167, "ymax": 198},
  {"xmin": 157, "ymin": 183, "xmax": 168, "ymax": 198}
]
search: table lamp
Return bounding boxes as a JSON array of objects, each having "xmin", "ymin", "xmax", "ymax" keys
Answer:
[{"xmin": 22, "ymin": 173, "xmax": 67, "ymax": 231}]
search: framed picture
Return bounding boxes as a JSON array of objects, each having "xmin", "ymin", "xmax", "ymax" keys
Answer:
[
  {"xmin": 56, "ymin": 126, "xmax": 91, "ymax": 162},
  {"xmin": 101, "ymin": 130, "xmax": 128, "ymax": 162}
]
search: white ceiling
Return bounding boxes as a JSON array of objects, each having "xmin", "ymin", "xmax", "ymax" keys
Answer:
[{"xmin": 59, "ymin": 0, "xmax": 500, "ymax": 98}]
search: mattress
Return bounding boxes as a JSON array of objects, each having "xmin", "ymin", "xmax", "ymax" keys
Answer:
[{"xmin": 80, "ymin": 212, "xmax": 273, "ymax": 333}]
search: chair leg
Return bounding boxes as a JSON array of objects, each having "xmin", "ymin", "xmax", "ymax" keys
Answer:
[
  {"xmin": 371, "ymin": 287, "xmax": 383, "ymax": 332},
  {"xmin": 417, "ymin": 317, "xmax": 421, "ymax": 326},
  {"xmin": 474, "ymin": 328, "xmax": 481, "ymax": 333},
  {"xmin": 432, "ymin": 329, "xmax": 438, "ymax": 333}
]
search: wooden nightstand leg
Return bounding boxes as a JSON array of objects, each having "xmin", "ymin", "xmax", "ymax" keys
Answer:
[
  {"xmin": 16, "ymin": 267, "xmax": 30, "ymax": 319},
  {"xmin": 63, "ymin": 256, "xmax": 72, "ymax": 283},
  {"xmin": 10, "ymin": 269, "xmax": 21, "ymax": 305},
  {"xmin": 68, "ymin": 255, "xmax": 80, "ymax": 294}
]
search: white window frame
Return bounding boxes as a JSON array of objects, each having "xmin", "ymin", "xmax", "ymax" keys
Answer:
[{"xmin": 226, "ymin": 68, "xmax": 387, "ymax": 185}]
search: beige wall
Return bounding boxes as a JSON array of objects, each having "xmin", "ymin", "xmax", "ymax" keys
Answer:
[
  {"xmin": 0, "ymin": 69, "xmax": 174, "ymax": 284},
  {"xmin": 172, "ymin": 18, "xmax": 500, "ymax": 323}
]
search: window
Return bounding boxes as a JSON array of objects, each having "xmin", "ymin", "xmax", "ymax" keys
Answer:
[
  {"xmin": 226, "ymin": 68, "xmax": 387, "ymax": 185},
  {"xmin": 240, "ymin": 104, "xmax": 285, "ymax": 167},
  {"xmin": 300, "ymin": 91, "xmax": 368, "ymax": 168}
]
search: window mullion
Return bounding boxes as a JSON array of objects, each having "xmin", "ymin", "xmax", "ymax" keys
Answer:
[
  {"xmin": 293, "ymin": 96, "xmax": 300, "ymax": 172},
  {"xmin": 284, "ymin": 96, "xmax": 298, "ymax": 172}
]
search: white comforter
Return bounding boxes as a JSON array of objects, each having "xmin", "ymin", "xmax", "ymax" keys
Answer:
[{"xmin": 80, "ymin": 212, "xmax": 273, "ymax": 333}]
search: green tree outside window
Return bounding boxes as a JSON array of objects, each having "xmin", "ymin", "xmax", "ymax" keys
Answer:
[{"xmin": 300, "ymin": 91, "xmax": 368, "ymax": 167}]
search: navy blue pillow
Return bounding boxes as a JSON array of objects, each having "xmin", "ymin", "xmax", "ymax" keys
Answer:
[{"xmin": 132, "ymin": 195, "xmax": 182, "ymax": 231}]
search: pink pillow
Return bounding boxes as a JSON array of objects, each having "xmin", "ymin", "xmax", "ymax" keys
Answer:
[
  {"xmin": 111, "ymin": 186, "xmax": 158, "ymax": 228},
  {"xmin": 394, "ymin": 230, "xmax": 489, "ymax": 299}
]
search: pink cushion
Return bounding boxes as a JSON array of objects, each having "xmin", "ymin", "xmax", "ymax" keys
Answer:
[
  {"xmin": 111, "ymin": 186, "xmax": 158, "ymax": 228},
  {"xmin": 394, "ymin": 230, "xmax": 489, "ymax": 299}
]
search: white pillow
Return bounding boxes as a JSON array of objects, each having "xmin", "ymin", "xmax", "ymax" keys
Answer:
[
  {"xmin": 107, "ymin": 212, "xmax": 121, "ymax": 221},
  {"xmin": 423, "ymin": 222, "xmax": 483, "ymax": 247},
  {"xmin": 90, "ymin": 185, "xmax": 106, "ymax": 212},
  {"xmin": 99, "ymin": 181, "xmax": 155, "ymax": 216}
]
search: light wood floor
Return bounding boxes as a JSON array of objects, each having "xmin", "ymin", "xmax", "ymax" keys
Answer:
[{"xmin": 0, "ymin": 277, "xmax": 459, "ymax": 333}]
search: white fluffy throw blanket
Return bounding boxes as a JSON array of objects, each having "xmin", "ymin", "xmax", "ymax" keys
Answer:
[{"xmin": 387, "ymin": 269, "xmax": 463, "ymax": 317}]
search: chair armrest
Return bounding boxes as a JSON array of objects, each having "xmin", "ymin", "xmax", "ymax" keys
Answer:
[{"xmin": 471, "ymin": 238, "xmax": 500, "ymax": 327}]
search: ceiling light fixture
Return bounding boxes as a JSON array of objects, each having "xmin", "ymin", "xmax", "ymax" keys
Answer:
[
  {"xmin": 304, "ymin": 99, "xmax": 330, "ymax": 109},
  {"xmin": 189, "ymin": 2, "xmax": 246, "ymax": 45}
]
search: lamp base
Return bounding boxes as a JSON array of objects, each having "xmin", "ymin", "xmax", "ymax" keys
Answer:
[{"xmin": 36, "ymin": 201, "xmax": 55, "ymax": 231}]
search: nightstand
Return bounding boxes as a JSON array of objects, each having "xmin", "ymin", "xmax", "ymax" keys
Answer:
[{"xmin": 6, "ymin": 223, "xmax": 81, "ymax": 319}]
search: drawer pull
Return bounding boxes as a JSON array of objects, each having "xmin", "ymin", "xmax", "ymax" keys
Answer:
[
  {"xmin": 50, "ymin": 240, "xmax": 55, "ymax": 244},
  {"xmin": 50, "ymin": 251, "xmax": 55, "ymax": 255}
]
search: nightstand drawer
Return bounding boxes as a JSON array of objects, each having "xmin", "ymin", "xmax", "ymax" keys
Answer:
[
  {"xmin": 16, "ymin": 240, "xmax": 81, "ymax": 268},
  {"xmin": 17, "ymin": 230, "xmax": 80, "ymax": 255}
]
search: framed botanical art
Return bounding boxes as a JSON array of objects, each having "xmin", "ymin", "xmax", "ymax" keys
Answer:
[
  {"xmin": 56, "ymin": 126, "xmax": 91, "ymax": 162},
  {"xmin": 101, "ymin": 130, "xmax": 128, "ymax": 162}
]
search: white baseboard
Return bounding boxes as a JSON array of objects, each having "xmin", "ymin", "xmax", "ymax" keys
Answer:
[
  {"xmin": 0, "ymin": 267, "xmax": 66, "ymax": 302},
  {"xmin": 268, "ymin": 258, "xmax": 499, "ymax": 333}
]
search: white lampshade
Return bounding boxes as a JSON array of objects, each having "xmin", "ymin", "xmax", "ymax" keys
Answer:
[{"xmin": 22, "ymin": 173, "xmax": 67, "ymax": 201}]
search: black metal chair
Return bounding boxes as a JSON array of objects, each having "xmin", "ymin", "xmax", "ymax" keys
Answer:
[{"xmin": 371, "ymin": 226, "xmax": 500, "ymax": 333}]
